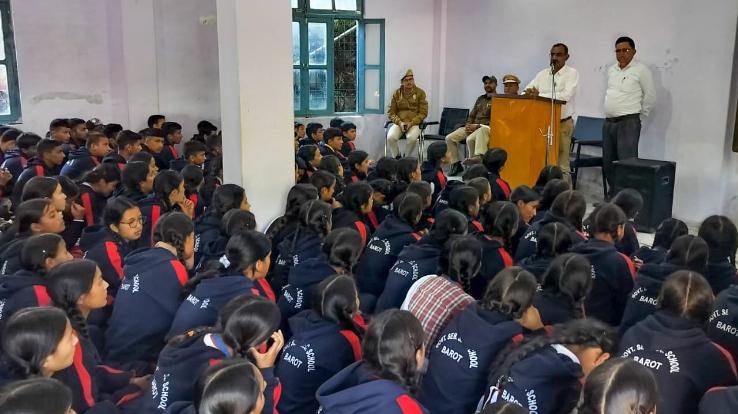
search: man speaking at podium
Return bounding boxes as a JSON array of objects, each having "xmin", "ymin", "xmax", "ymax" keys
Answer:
[{"xmin": 523, "ymin": 43, "xmax": 579, "ymax": 182}]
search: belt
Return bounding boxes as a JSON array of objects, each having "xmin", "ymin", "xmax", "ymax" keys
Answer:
[
  {"xmin": 605, "ymin": 113, "xmax": 639, "ymax": 122},
  {"xmin": 560, "ymin": 116, "xmax": 572, "ymax": 123}
]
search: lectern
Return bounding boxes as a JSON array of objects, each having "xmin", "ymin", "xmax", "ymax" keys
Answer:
[{"xmin": 489, "ymin": 95, "xmax": 565, "ymax": 188}]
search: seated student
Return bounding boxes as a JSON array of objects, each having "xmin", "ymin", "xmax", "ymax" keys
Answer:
[
  {"xmin": 138, "ymin": 170, "xmax": 195, "ymax": 248},
  {"xmin": 467, "ymin": 177, "xmax": 492, "ymax": 209},
  {"xmin": 634, "ymin": 217, "xmax": 688, "ymax": 265},
  {"xmin": 320, "ymin": 155, "xmax": 345, "ymax": 195},
  {"xmin": 611, "ymin": 188, "xmax": 643, "ymax": 256},
  {"xmin": 375, "ymin": 209, "xmax": 468, "ymax": 312},
  {"xmin": 407, "ymin": 180, "xmax": 435, "ymax": 232},
  {"xmin": 77, "ymin": 164, "xmax": 121, "ymax": 227},
  {"xmin": 532, "ymin": 178, "xmax": 570, "ymax": 224},
  {"xmin": 576, "ymin": 358, "xmax": 658, "ymax": 414},
  {"xmin": 368, "ymin": 178, "xmax": 393, "ymax": 228},
  {"xmin": 312, "ymin": 170, "xmax": 338, "ymax": 204},
  {"xmin": 698, "ymin": 215, "xmax": 738, "ymax": 295},
  {"xmin": 103, "ymin": 123, "xmax": 123, "ymax": 143},
  {"xmin": 60, "ymin": 132, "xmax": 111, "ymax": 180},
  {"xmin": 129, "ymin": 150, "xmax": 158, "ymax": 174},
  {"xmin": 701, "ymin": 385, "xmax": 738, "ymax": 413},
  {"xmin": 0, "ymin": 377, "xmax": 75, "ymax": 414},
  {"xmin": 329, "ymin": 117, "xmax": 344, "ymax": 128},
  {"xmin": 391, "ymin": 157, "xmax": 422, "ymax": 198},
  {"xmin": 191, "ymin": 120, "xmax": 218, "ymax": 143},
  {"xmin": 471, "ymin": 202, "xmax": 518, "ymax": 299},
  {"xmin": 265, "ymin": 184, "xmax": 319, "ymax": 265},
  {"xmin": 48, "ymin": 118, "xmax": 72, "ymax": 147},
  {"xmin": 0, "ymin": 199, "xmax": 66, "ymax": 275},
  {"xmin": 139, "ymin": 127, "xmax": 168, "ymax": 171},
  {"xmin": 104, "ymin": 212, "xmax": 194, "ymax": 367},
  {"xmin": 195, "ymin": 210, "xmax": 256, "ymax": 274},
  {"xmin": 295, "ymin": 158, "xmax": 307, "ymax": 183},
  {"xmin": 316, "ymin": 309, "xmax": 428, "ymax": 413},
  {"xmin": 2, "ymin": 132, "xmax": 41, "ymax": 195},
  {"xmin": 159, "ymin": 121, "xmax": 184, "ymax": 168},
  {"xmin": 11, "ymin": 139, "xmax": 65, "ymax": 204},
  {"xmin": 147, "ymin": 114, "xmax": 166, "ymax": 130},
  {"xmin": 0, "ymin": 127, "xmax": 21, "ymax": 158},
  {"xmin": 117, "ymin": 161, "xmax": 155, "ymax": 204},
  {"xmin": 278, "ymin": 275, "xmax": 365, "ymax": 414},
  {"xmin": 708, "ymin": 284, "xmax": 738, "ymax": 363},
  {"xmin": 320, "ymin": 127, "xmax": 348, "ymax": 163},
  {"xmin": 170, "ymin": 139, "xmax": 208, "ymax": 171},
  {"xmin": 534, "ymin": 253, "xmax": 592, "ymax": 326},
  {"xmin": 448, "ymin": 185, "xmax": 483, "ymax": 235},
  {"xmin": 515, "ymin": 189, "xmax": 586, "ymax": 262},
  {"xmin": 367, "ymin": 156, "xmax": 398, "ymax": 182},
  {"xmin": 402, "ymin": 236, "xmax": 480, "ymax": 349},
  {"xmin": 102, "ymin": 130, "xmax": 142, "ymax": 170},
  {"xmin": 272, "ymin": 200, "xmax": 332, "ymax": 293},
  {"xmin": 332, "ymin": 182, "xmax": 374, "ymax": 245},
  {"xmin": 182, "ymin": 164, "xmax": 205, "ymax": 218},
  {"xmin": 510, "ymin": 185, "xmax": 540, "ymax": 257},
  {"xmin": 143, "ymin": 296, "xmax": 283, "ymax": 413},
  {"xmin": 279, "ymin": 228, "xmax": 362, "ymax": 326},
  {"xmin": 196, "ymin": 359, "xmax": 276, "ymax": 414},
  {"xmin": 484, "ymin": 148, "xmax": 512, "ymax": 201},
  {"xmin": 520, "ymin": 222, "xmax": 574, "ymax": 281},
  {"xmin": 419, "ymin": 267, "xmax": 540, "ymax": 414},
  {"xmin": 340, "ymin": 121, "xmax": 358, "ymax": 156},
  {"xmin": 532, "ymin": 165, "xmax": 564, "ymax": 195},
  {"xmin": 345, "ymin": 150, "xmax": 370, "ymax": 185},
  {"xmin": 193, "ymin": 184, "xmax": 250, "ymax": 268},
  {"xmin": 295, "ymin": 121, "xmax": 306, "ymax": 144},
  {"xmin": 621, "ymin": 235, "xmax": 708, "ymax": 334},
  {"xmin": 0, "ymin": 234, "xmax": 72, "ymax": 325},
  {"xmin": 20, "ymin": 175, "xmax": 68, "ymax": 214},
  {"xmin": 421, "ymin": 141, "xmax": 449, "ymax": 203},
  {"xmin": 68, "ymin": 118, "xmax": 89, "ymax": 150},
  {"xmin": 620, "ymin": 271, "xmax": 738, "ymax": 414},
  {"xmin": 299, "ymin": 122, "xmax": 324, "ymax": 147},
  {"xmin": 46, "ymin": 260, "xmax": 147, "ymax": 412},
  {"xmin": 204, "ymin": 132, "xmax": 222, "ymax": 168},
  {"xmin": 478, "ymin": 319, "xmax": 617, "ymax": 414},
  {"xmin": 297, "ymin": 144, "xmax": 322, "ymax": 183}
]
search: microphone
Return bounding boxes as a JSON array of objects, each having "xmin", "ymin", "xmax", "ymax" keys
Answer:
[{"xmin": 550, "ymin": 61, "xmax": 555, "ymax": 74}]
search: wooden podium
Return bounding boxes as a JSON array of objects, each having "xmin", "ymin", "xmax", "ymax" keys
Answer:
[{"xmin": 489, "ymin": 95, "xmax": 565, "ymax": 188}]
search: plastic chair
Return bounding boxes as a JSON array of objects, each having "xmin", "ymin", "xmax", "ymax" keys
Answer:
[
  {"xmin": 423, "ymin": 107, "xmax": 470, "ymax": 158},
  {"xmin": 570, "ymin": 116, "xmax": 607, "ymax": 197}
]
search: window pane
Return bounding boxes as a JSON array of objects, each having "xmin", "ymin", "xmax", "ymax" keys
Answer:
[
  {"xmin": 0, "ymin": 13, "xmax": 5, "ymax": 61},
  {"xmin": 291, "ymin": 0, "xmax": 298, "ymax": 8},
  {"xmin": 364, "ymin": 23, "xmax": 380, "ymax": 66},
  {"xmin": 334, "ymin": 20, "xmax": 357, "ymax": 112},
  {"xmin": 310, "ymin": 0, "xmax": 332, "ymax": 10},
  {"xmin": 309, "ymin": 69, "xmax": 327, "ymax": 110},
  {"xmin": 308, "ymin": 23, "xmax": 326, "ymax": 65},
  {"xmin": 293, "ymin": 69, "xmax": 301, "ymax": 111},
  {"xmin": 335, "ymin": 0, "xmax": 356, "ymax": 10},
  {"xmin": 364, "ymin": 68, "xmax": 380, "ymax": 111},
  {"xmin": 292, "ymin": 22, "xmax": 300, "ymax": 65}
]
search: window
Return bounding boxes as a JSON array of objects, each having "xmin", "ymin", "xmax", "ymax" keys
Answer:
[
  {"xmin": 0, "ymin": 0, "xmax": 20, "ymax": 123},
  {"xmin": 293, "ymin": 0, "xmax": 384, "ymax": 117}
]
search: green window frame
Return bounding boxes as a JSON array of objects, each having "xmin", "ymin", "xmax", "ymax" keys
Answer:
[{"xmin": 0, "ymin": 0, "xmax": 20, "ymax": 123}]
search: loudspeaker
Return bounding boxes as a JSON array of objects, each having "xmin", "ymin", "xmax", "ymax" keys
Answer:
[{"xmin": 612, "ymin": 158, "xmax": 676, "ymax": 233}]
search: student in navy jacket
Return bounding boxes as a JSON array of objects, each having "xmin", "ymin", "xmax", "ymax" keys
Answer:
[
  {"xmin": 333, "ymin": 182, "xmax": 374, "ymax": 246},
  {"xmin": 196, "ymin": 359, "xmax": 277, "ymax": 414},
  {"xmin": 344, "ymin": 150, "xmax": 370, "ymax": 185},
  {"xmin": 319, "ymin": 156, "xmax": 345, "ymax": 197},
  {"xmin": 483, "ymin": 148, "xmax": 511, "ymax": 201},
  {"xmin": 194, "ymin": 209, "xmax": 256, "ymax": 273},
  {"xmin": 137, "ymin": 170, "xmax": 195, "ymax": 248},
  {"xmin": 1, "ymin": 132, "xmax": 41, "ymax": 196},
  {"xmin": 104, "ymin": 212, "xmax": 194, "ymax": 368},
  {"xmin": 633, "ymin": 217, "xmax": 688, "ymax": 266},
  {"xmin": 60, "ymin": 132, "xmax": 111, "ymax": 181},
  {"xmin": 477, "ymin": 319, "xmax": 617, "ymax": 414},
  {"xmin": 698, "ymin": 215, "xmax": 738, "ymax": 295},
  {"xmin": 420, "ymin": 141, "xmax": 448, "ymax": 203},
  {"xmin": 158, "ymin": 122, "xmax": 183, "ymax": 170},
  {"xmin": 515, "ymin": 189, "xmax": 587, "ymax": 262},
  {"xmin": 265, "ymin": 184, "xmax": 319, "ymax": 268},
  {"xmin": 470, "ymin": 202, "xmax": 517, "ymax": 299},
  {"xmin": 193, "ymin": 184, "xmax": 250, "ymax": 268},
  {"xmin": 117, "ymin": 161, "xmax": 155, "ymax": 204},
  {"xmin": 390, "ymin": 157, "xmax": 422, "ymax": 202},
  {"xmin": 297, "ymin": 144, "xmax": 322, "ymax": 184},
  {"xmin": 102, "ymin": 129, "xmax": 143, "ymax": 171},
  {"xmin": 278, "ymin": 228, "xmax": 362, "ymax": 325},
  {"xmin": 572, "ymin": 203, "xmax": 636, "ymax": 326},
  {"xmin": 419, "ymin": 268, "xmax": 540, "ymax": 414},
  {"xmin": 532, "ymin": 165, "xmax": 564, "ymax": 195},
  {"xmin": 277, "ymin": 275, "xmax": 365, "ymax": 414},
  {"xmin": 530, "ymin": 178, "xmax": 569, "ymax": 224},
  {"xmin": 448, "ymin": 185, "xmax": 483, "ymax": 236},
  {"xmin": 355, "ymin": 192, "xmax": 423, "ymax": 303},
  {"xmin": 509, "ymin": 185, "xmax": 540, "ymax": 258},
  {"xmin": 534, "ymin": 253, "xmax": 592, "ymax": 326},
  {"xmin": 169, "ymin": 230, "xmax": 275, "ymax": 338},
  {"xmin": 0, "ymin": 199, "xmax": 66, "ymax": 275},
  {"xmin": 406, "ymin": 181, "xmax": 435, "ymax": 232},
  {"xmin": 375, "ymin": 209, "xmax": 468, "ymax": 312},
  {"xmin": 700, "ymin": 385, "xmax": 738, "ymax": 413},
  {"xmin": 611, "ymin": 188, "xmax": 643, "ymax": 257},
  {"xmin": 619, "ymin": 271, "xmax": 738, "ymax": 414},
  {"xmin": 11, "ymin": 139, "xmax": 65, "ymax": 205},
  {"xmin": 621, "ymin": 235, "xmax": 709, "ymax": 334},
  {"xmin": 576, "ymin": 358, "xmax": 658, "ymax": 414},
  {"xmin": 77, "ymin": 164, "xmax": 121, "ymax": 228},
  {"xmin": 367, "ymin": 178, "xmax": 393, "ymax": 231},
  {"xmin": 316, "ymin": 309, "xmax": 428, "ymax": 413},
  {"xmin": 708, "ymin": 284, "xmax": 738, "ymax": 362},
  {"xmin": 0, "ymin": 377, "xmax": 77, "ymax": 414},
  {"xmin": 312, "ymin": 170, "xmax": 338, "ymax": 205},
  {"xmin": 519, "ymin": 222, "xmax": 573, "ymax": 282}
]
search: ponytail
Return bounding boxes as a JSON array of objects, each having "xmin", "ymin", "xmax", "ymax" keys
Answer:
[
  {"xmin": 1, "ymin": 307, "xmax": 69, "ymax": 378},
  {"xmin": 323, "ymin": 228, "xmax": 363, "ymax": 272},
  {"xmin": 266, "ymin": 184, "xmax": 318, "ymax": 239},
  {"xmin": 440, "ymin": 235, "xmax": 482, "ymax": 293},
  {"xmin": 45, "ymin": 259, "xmax": 98, "ymax": 339},
  {"xmin": 540, "ymin": 253, "xmax": 592, "ymax": 319},
  {"xmin": 313, "ymin": 275, "xmax": 364, "ymax": 338},
  {"xmin": 392, "ymin": 192, "xmax": 423, "ymax": 227},
  {"xmin": 657, "ymin": 270, "xmax": 714, "ymax": 324},
  {"xmin": 479, "ymin": 267, "xmax": 537, "ymax": 320},
  {"xmin": 480, "ymin": 201, "xmax": 520, "ymax": 249},
  {"xmin": 221, "ymin": 297, "xmax": 280, "ymax": 360},
  {"xmin": 154, "ymin": 212, "xmax": 194, "ymax": 264}
]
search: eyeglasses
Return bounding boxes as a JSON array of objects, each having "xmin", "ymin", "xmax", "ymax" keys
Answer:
[{"xmin": 120, "ymin": 217, "xmax": 145, "ymax": 228}]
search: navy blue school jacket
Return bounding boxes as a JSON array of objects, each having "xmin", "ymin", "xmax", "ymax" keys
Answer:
[
  {"xmin": 344, "ymin": 170, "xmax": 366, "ymax": 187},
  {"xmin": 419, "ymin": 303, "xmax": 523, "ymax": 414},
  {"xmin": 620, "ymin": 310, "xmax": 738, "ymax": 414},
  {"xmin": 0, "ymin": 269, "xmax": 50, "ymax": 324},
  {"xmin": 193, "ymin": 213, "xmax": 221, "ymax": 270},
  {"xmin": 193, "ymin": 232, "xmax": 227, "ymax": 273},
  {"xmin": 620, "ymin": 262, "xmax": 681, "ymax": 334},
  {"xmin": 78, "ymin": 183, "xmax": 108, "ymax": 228},
  {"xmin": 104, "ymin": 247, "xmax": 189, "ymax": 366},
  {"xmin": 271, "ymin": 231, "xmax": 323, "ymax": 293},
  {"xmin": 136, "ymin": 194, "xmax": 169, "ymax": 249},
  {"xmin": 467, "ymin": 217, "xmax": 484, "ymax": 236},
  {"xmin": 154, "ymin": 141, "xmax": 178, "ymax": 172},
  {"xmin": 168, "ymin": 275, "xmax": 275, "ymax": 338},
  {"xmin": 61, "ymin": 147, "xmax": 102, "ymax": 180},
  {"xmin": 478, "ymin": 344, "xmax": 583, "ymax": 414},
  {"xmin": 519, "ymin": 255, "xmax": 553, "ymax": 282},
  {"xmin": 355, "ymin": 215, "xmax": 422, "ymax": 298},
  {"xmin": 11, "ymin": 159, "xmax": 59, "ymax": 205},
  {"xmin": 488, "ymin": 172, "xmax": 511, "ymax": 202},
  {"xmin": 432, "ymin": 180, "xmax": 464, "ymax": 216},
  {"xmin": 509, "ymin": 219, "xmax": 527, "ymax": 258},
  {"xmin": 316, "ymin": 361, "xmax": 428, "ymax": 414},
  {"xmin": 469, "ymin": 236, "xmax": 513, "ymax": 299},
  {"xmin": 534, "ymin": 291, "xmax": 579, "ymax": 326},
  {"xmin": 0, "ymin": 235, "xmax": 30, "ymax": 275},
  {"xmin": 332, "ymin": 207, "xmax": 372, "ymax": 246},
  {"xmin": 571, "ymin": 238, "xmax": 636, "ymax": 327},
  {"xmin": 514, "ymin": 211, "xmax": 587, "ymax": 262},
  {"xmin": 276, "ymin": 310, "xmax": 362, "ymax": 414},
  {"xmin": 707, "ymin": 285, "xmax": 738, "ymax": 361},
  {"xmin": 706, "ymin": 260, "xmax": 738, "ymax": 295},
  {"xmin": 375, "ymin": 236, "xmax": 444, "ymax": 312},
  {"xmin": 102, "ymin": 153, "xmax": 128, "ymax": 172},
  {"xmin": 615, "ymin": 220, "xmax": 639, "ymax": 257},
  {"xmin": 633, "ymin": 245, "xmax": 667, "ymax": 264},
  {"xmin": 80, "ymin": 226, "xmax": 132, "ymax": 296},
  {"xmin": 420, "ymin": 161, "xmax": 447, "ymax": 204},
  {"xmin": 700, "ymin": 385, "xmax": 738, "ymax": 413},
  {"xmin": 1, "ymin": 150, "xmax": 27, "ymax": 196},
  {"xmin": 341, "ymin": 138, "xmax": 356, "ymax": 157},
  {"xmin": 278, "ymin": 257, "xmax": 335, "ymax": 325}
]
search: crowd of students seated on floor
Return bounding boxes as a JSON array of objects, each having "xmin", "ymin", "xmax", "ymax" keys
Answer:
[{"xmin": 0, "ymin": 115, "xmax": 737, "ymax": 414}]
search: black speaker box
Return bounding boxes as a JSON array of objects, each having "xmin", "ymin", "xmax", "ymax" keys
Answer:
[{"xmin": 612, "ymin": 158, "xmax": 676, "ymax": 233}]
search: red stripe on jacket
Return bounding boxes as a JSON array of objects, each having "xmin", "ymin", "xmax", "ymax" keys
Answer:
[
  {"xmin": 618, "ymin": 252, "xmax": 636, "ymax": 280},
  {"xmin": 33, "ymin": 285, "xmax": 51, "ymax": 306},
  {"xmin": 496, "ymin": 178, "xmax": 511, "ymax": 199},
  {"xmin": 81, "ymin": 192, "xmax": 95, "ymax": 226},
  {"xmin": 395, "ymin": 394, "xmax": 423, "ymax": 414},
  {"xmin": 105, "ymin": 241, "xmax": 124, "ymax": 280},
  {"xmin": 366, "ymin": 211, "xmax": 380, "ymax": 229},
  {"xmin": 170, "ymin": 260, "xmax": 188, "ymax": 286},
  {"xmin": 35, "ymin": 165, "xmax": 44, "ymax": 176},
  {"xmin": 436, "ymin": 170, "xmax": 447, "ymax": 189},
  {"xmin": 499, "ymin": 247, "xmax": 513, "ymax": 268},
  {"xmin": 73, "ymin": 342, "xmax": 96, "ymax": 407},
  {"xmin": 256, "ymin": 279, "xmax": 276, "ymax": 302},
  {"xmin": 150, "ymin": 205, "xmax": 161, "ymax": 247},
  {"xmin": 354, "ymin": 220, "xmax": 368, "ymax": 245},
  {"xmin": 339, "ymin": 330, "xmax": 362, "ymax": 361}
]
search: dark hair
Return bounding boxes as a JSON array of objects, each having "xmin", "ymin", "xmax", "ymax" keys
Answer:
[
  {"xmin": 206, "ymin": 134, "xmax": 222, "ymax": 152},
  {"xmin": 430, "ymin": 209, "xmax": 468, "ymax": 239},
  {"xmin": 339, "ymin": 182, "xmax": 372, "ymax": 213},
  {"xmin": 295, "ymin": 199, "xmax": 332, "ymax": 241},
  {"xmin": 480, "ymin": 201, "xmax": 519, "ymax": 248},
  {"xmin": 311, "ymin": 170, "xmax": 337, "ymax": 192},
  {"xmin": 297, "ymin": 144, "xmax": 319, "ymax": 166},
  {"xmin": 266, "ymin": 184, "xmax": 318, "ymax": 239},
  {"xmin": 0, "ymin": 378, "xmax": 73, "ymax": 414},
  {"xmin": 611, "ymin": 188, "xmax": 643, "ymax": 219},
  {"xmin": 36, "ymin": 139, "xmax": 62, "ymax": 157},
  {"xmin": 329, "ymin": 117, "xmax": 344, "ymax": 128},
  {"xmin": 362, "ymin": 309, "xmax": 425, "ymax": 392},
  {"xmin": 653, "ymin": 218, "xmax": 689, "ymax": 250},
  {"xmin": 184, "ymin": 140, "xmax": 208, "ymax": 159},
  {"xmin": 182, "ymin": 165, "xmax": 204, "ymax": 194},
  {"xmin": 0, "ymin": 127, "xmax": 22, "ymax": 143},
  {"xmin": 539, "ymin": 178, "xmax": 570, "ymax": 211},
  {"xmin": 615, "ymin": 36, "xmax": 635, "ymax": 49},
  {"xmin": 139, "ymin": 128, "xmax": 164, "ymax": 138},
  {"xmin": 340, "ymin": 122, "xmax": 356, "ymax": 132},
  {"xmin": 16, "ymin": 132, "xmax": 43, "ymax": 154},
  {"xmin": 347, "ymin": 150, "xmax": 369, "ymax": 173},
  {"xmin": 536, "ymin": 222, "xmax": 574, "ymax": 258},
  {"xmin": 370, "ymin": 178, "xmax": 392, "ymax": 197},
  {"xmin": 221, "ymin": 209, "xmax": 257, "ymax": 236},
  {"xmin": 103, "ymin": 124, "xmax": 124, "ymax": 139},
  {"xmin": 483, "ymin": 148, "xmax": 507, "ymax": 175},
  {"xmin": 129, "ymin": 151, "xmax": 154, "ymax": 164},
  {"xmin": 313, "ymin": 274, "xmax": 364, "ymax": 338},
  {"xmin": 197, "ymin": 120, "xmax": 218, "ymax": 135},
  {"xmin": 550, "ymin": 190, "xmax": 587, "ymax": 231},
  {"xmin": 658, "ymin": 270, "xmax": 714, "ymax": 324},
  {"xmin": 20, "ymin": 233, "xmax": 64, "ymax": 273},
  {"xmin": 1, "ymin": 307, "xmax": 69, "ymax": 378},
  {"xmin": 406, "ymin": 181, "xmax": 432, "ymax": 202},
  {"xmin": 68, "ymin": 118, "xmax": 86, "ymax": 129},
  {"xmin": 153, "ymin": 212, "xmax": 195, "ymax": 263},
  {"xmin": 49, "ymin": 118, "xmax": 69, "ymax": 130},
  {"xmin": 57, "ymin": 176, "xmax": 79, "ymax": 199},
  {"xmin": 161, "ymin": 121, "xmax": 182, "ymax": 138},
  {"xmin": 120, "ymin": 161, "xmax": 149, "ymax": 195},
  {"xmin": 467, "ymin": 177, "xmax": 491, "ymax": 201},
  {"xmin": 397, "ymin": 157, "xmax": 419, "ymax": 182},
  {"xmin": 116, "ymin": 130, "xmax": 142, "ymax": 149},
  {"xmin": 372, "ymin": 157, "xmax": 398, "ymax": 181},
  {"xmin": 306, "ymin": 122, "xmax": 323, "ymax": 138},
  {"xmin": 426, "ymin": 141, "xmax": 447, "ymax": 166},
  {"xmin": 392, "ymin": 192, "xmax": 423, "ymax": 227},
  {"xmin": 0, "ymin": 199, "xmax": 54, "ymax": 246},
  {"xmin": 85, "ymin": 132, "xmax": 108, "ymax": 148},
  {"xmin": 82, "ymin": 163, "xmax": 121, "ymax": 185},
  {"xmin": 462, "ymin": 164, "xmax": 489, "ymax": 182},
  {"xmin": 666, "ymin": 235, "xmax": 709, "ymax": 274},
  {"xmin": 20, "ymin": 176, "xmax": 59, "ymax": 202},
  {"xmin": 323, "ymin": 127, "xmax": 343, "ymax": 144},
  {"xmin": 153, "ymin": 170, "xmax": 184, "ymax": 210},
  {"xmin": 197, "ymin": 360, "xmax": 262, "ymax": 414},
  {"xmin": 510, "ymin": 185, "xmax": 541, "ymax": 204},
  {"xmin": 147, "ymin": 114, "xmax": 165, "ymax": 128},
  {"xmin": 319, "ymin": 155, "xmax": 342, "ymax": 176},
  {"xmin": 551, "ymin": 42, "xmax": 569, "ymax": 54},
  {"xmin": 576, "ymin": 358, "xmax": 658, "ymax": 414},
  {"xmin": 210, "ymin": 184, "xmax": 246, "ymax": 216},
  {"xmin": 46, "ymin": 259, "xmax": 98, "ymax": 339},
  {"xmin": 440, "ymin": 235, "xmax": 482, "ymax": 292},
  {"xmin": 221, "ymin": 296, "xmax": 281, "ymax": 360},
  {"xmin": 540, "ymin": 253, "xmax": 592, "ymax": 318},
  {"xmin": 698, "ymin": 215, "xmax": 738, "ymax": 265},
  {"xmin": 479, "ymin": 267, "xmax": 537, "ymax": 319},
  {"xmin": 103, "ymin": 197, "xmax": 139, "ymax": 228},
  {"xmin": 448, "ymin": 186, "xmax": 480, "ymax": 218},
  {"xmin": 323, "ymin": 228, "xmax": 363, "ymax": 272},
  {"xmin": 589, "ymin": 203, "xmax": 626, "ymax": 240}
]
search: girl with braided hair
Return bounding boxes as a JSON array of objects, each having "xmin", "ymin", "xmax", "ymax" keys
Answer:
[
  {"xmin": 470, "ymin": 201, "xmax": 519, "ymax": 299},
  {"xmin": 574, "ymin": 358, "xmax": 657, "ymax": 414},
  {"xmin": 519, "ymin": 222, "xmax": 574, "ymax": 281},
  {"xmin": 419, "ymin": 267, "xmax": 540, "ymax": 414},
  {"xmin": 477, "ymin": 318, "xmax": 617, "ymax": 414},
  {"xmin": 533, "ymin": 253, "xmax": 593, "ymax": 326}
]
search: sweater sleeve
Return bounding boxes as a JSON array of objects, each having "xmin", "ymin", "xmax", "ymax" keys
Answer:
[{"xmin": 260, "ymin": 367, "xmax": 281, "ymax": 414}]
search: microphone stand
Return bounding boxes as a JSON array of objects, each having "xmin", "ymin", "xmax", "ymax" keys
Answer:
[{"xmin": 545, "ymin": 62, "xmax": 556, "ymax": 166}]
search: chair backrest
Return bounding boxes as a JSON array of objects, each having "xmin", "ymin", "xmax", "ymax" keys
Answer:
[
  {"xmin": 572, "ymin": 116, "xmax": 605, "ymax": 143},
  {"xmin": 439, "ymin": 107, "xmax": 469, "ymax": 136}
]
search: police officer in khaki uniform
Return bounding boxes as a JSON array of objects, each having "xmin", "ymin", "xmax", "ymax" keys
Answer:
[{"xmin": 386, "ymin": 69, "xmax": 428, "ymax": 158}]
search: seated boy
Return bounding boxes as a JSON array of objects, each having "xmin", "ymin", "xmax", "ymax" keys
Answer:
[{"xmin": 61, "ymin": 132, "xmax": 112, "ymax": 180}]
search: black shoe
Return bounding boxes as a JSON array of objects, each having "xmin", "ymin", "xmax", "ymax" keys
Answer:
[{"xmin": 448, "ymin": 162, "xmax": 464, "ymax": 176}]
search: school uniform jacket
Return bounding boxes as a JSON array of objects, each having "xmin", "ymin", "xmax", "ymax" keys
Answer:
[
  {"xmin": 80, "ymin": 226, "xmax": 133, "ymax": 296},
  {"xmin": 0, "ymin": 269, "xmax": 50, "ymax": 324},
  {"xmin": 467, "ymin": 217, "xmax": 484, "ymax": 236},
  {"xmin": 193, "ymin": 213, "xmax": 221, "ymax": 270},
  {"xmin": 419, "ymin": 304, "xmax": 523, "ymax": 414},
  {"xmin": 156, "ymin": 140, "xmax": 179, "ymax": 172},
  {"xmin": 620, "ymin": 262, "xmax": 681, "ymax": 334},
  {"xmin": 420, "ymin": 161, "xmax": 447, "ymax": 205},
  {"xmin": 61, "ymin": 147, "xmax": 102, "ymax": 180},
  {"xmin": 272, "ymin": 231, "xmax": 323, "ymax": 294},
  {"xmin": 11, "ymin": 159, "xmax": 59, "ymax": 205},
  {"xmin": 0, "ymin": 234, "xmax": 30, "ymax": 275},
  {"xmin": 571, "ymin": 238, "xmax": 636, "ymax": 327},
  {"xmin": 277, "ymin": 310, "xmax": 362, "ymax": 414},
  {"xmin": 619, "ymin": 310, "xmax": 738, "ymax": 414},
  {"xmin": 707, "ymin": 285, "xmax": 738, "ymax": 362},
  {"xmin": 705, "ymin": 259, "xmax": 738, "ymax": 296},
  {"xmin": 470, "ymin": 236, "xmax": 513, "ymax": 299},
  {"xmin": 78, "ymin": 183, "xmax": 108, "ymax": 227},
  {"xmin": 316, "ymin": 361, "xmax": 428, "ymax": 414},
  {"xmin": 278, "ymin": 257, "xmax": 335, "ymax": 325},
  {"xmin": 519, "ymin": 255, "xmax": 554, "ymax": 282},
  {"xmin": 102, "ymin": 153, "xmax": 128, "ymax": 172},
  {"xmin": 104, "ymin": 247, "xmax": 189, "ymax": 366},
  {"xmin": 514, "ymin": 211, "xmax": 587, "ymax": 262},
  {"xmin": 700, "ymin": 385, "xmax": 738, "ymax": 414},
  {"xmin": 633, "ymin": 245, "xmax": 668, "ymax": 265},
  {"xmin": 615, "ymin": 220, "xmax": 639, "ymax": 257},
  {"xmin": 340, "ymin": 138, "xmax": 356, "ymax": 157},
  {"xmin": 432, "ymin": 180, "xmax": 464, "ymax": 216},
  {"xmin": 332, "ymin": 207, "xmax": 372, "ymax": 246},
  {"xmin": 533, "ymin": 291, "xmax": 579, "ymax": 326},
  {"xmin": 488, "ymin": 172, "xmax": 511, "ymax": 202},
  {"xmin": 136, "ymin": 194, "xmax": 169, "ymax": 249},
  {"xmin": 509, "ymin": 219, "xmax": 527, "ymax": 258},
  {"xmin": 1, "ymin": 149, "xmax": 27, "ymax": 196}
]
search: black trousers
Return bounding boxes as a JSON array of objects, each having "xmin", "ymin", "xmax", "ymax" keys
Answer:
[{"xmin": 602, "ymin": 114, "xmax": 641, "ymax": 195}]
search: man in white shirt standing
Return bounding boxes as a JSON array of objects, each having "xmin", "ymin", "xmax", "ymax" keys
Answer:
[
  {"xmin": 603, "ymin": 36, "xmax": 656, "ymax": 197},
  {"xmin": 524, "ymin": 43, "xmax": 579, "ymax": 181}
]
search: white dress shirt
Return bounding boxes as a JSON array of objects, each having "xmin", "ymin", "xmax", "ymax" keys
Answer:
[
  {"xmin": 604, "ymin": 59, "xmax": 656, "ymax": 118},
  {"xmin": 525, "ymin": 65, "xmax": 579, "ymax": 119}
]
